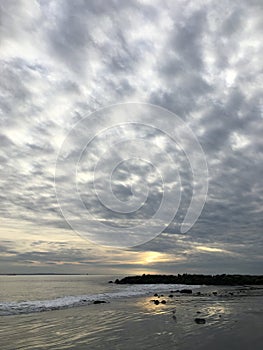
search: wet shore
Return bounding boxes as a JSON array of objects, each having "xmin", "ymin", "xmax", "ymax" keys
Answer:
[{"xmin": 1, "ymin": 285, "xmax": 262, "ymax": 349}]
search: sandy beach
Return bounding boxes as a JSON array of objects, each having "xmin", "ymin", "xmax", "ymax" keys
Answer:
[{"xmin": 1, "ymin": 284, "xmax": 262, "ymax": 349}]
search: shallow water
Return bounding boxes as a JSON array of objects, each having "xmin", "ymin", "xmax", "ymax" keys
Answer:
[
  {"xmin": 0, "ymin": 276, "xmax": 262, "ymax": 350},
  {"xmin": 0, "ymin": 275, "xmax": 199, "ymax": 315}
]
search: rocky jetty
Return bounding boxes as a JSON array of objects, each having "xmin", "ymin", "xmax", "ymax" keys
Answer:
[{"xmin": 114, "ymin": 274, "xmax": 263, "ymax": 285}]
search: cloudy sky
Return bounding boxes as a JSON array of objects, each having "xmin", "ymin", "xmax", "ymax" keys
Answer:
[{"xmin": 0, "ymin": 0, "xmax": 262, "ymax": 275}]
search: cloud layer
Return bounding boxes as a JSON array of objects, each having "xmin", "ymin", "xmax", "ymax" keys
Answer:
[{"xmin": 0, "ymin": 0, "xmax": 262, "ymax": 273}]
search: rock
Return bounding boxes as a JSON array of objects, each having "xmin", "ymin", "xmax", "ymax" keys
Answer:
[
  {"xmin": 114, "ymin": 274, "xmax": 263, "ymax": 285},
  {"xmin": 108, "ymin": 280, "xmax": 113, "ymax": 283},
  {"xmin": 196, "ymin": 291, "xmax": 201, "ymax": 296},
  {"xmin": 93, "ymin": 300, "xmax": 107, "ymax": 304},
  {"xmin": 195, "ymin": 318, "xmax": 206, "ymax": 324},
  {"xmin": 180, "ymin": 289, "xmax": 192, "ymax": 294},
  {"xmin": 196, "ymin": 311, "xmax": 201, "ymax": 314},
  {"xmin": 161, "ymin": 300, "xmax": 166, "ymax": 304},
  {"xmin": 154, "ymin": 293, "xmax": 158, "ymax": 297},
  {"xmin": 169, "ymin": 294, "xmax": 174, "ymax": 298},
  {"xmin": 212, "ymin": 291, "xmax": 217, "ymax": 295},
  {"xmin": 154, "ymin": 300, "xmax": 160, "ymax": 305}
]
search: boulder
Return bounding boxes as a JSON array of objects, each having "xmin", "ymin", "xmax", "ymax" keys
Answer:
[
  {"xmin": 161, "ymin": 300, "xmax": 166, "ymax": 304},
  {"xmin": 195, "ymin": 318, "xmax": 206, "ymax": 324},
  {"xmin": 93, "ymin": 300, "xmax": 107, "ymax": 304},
  {"xmin": 180, "ymin": 289, "xmax": 193, "ymax": 294}
]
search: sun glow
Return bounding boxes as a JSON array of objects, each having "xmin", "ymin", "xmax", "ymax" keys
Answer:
[{"xmin": 138, "ymin": 251, "xmax": 173, "ymax": 265}]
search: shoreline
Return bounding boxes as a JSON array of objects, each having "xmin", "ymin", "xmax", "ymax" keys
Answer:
[
  {"xmin": 1, "ymin": 285, "xmax": 262, "ymax": 349},
  {"xmin": 1, "ymin": 283, "xmax": 263, "ymax": 316}
]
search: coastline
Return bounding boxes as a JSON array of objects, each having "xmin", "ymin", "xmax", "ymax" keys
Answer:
[
  {"xmin": 114, "ymin": 273, "xmax": 263, "ymax": 285},
  {"xmin": 1, "ymin": 284, "xmax": 263, "ymax": 349}
]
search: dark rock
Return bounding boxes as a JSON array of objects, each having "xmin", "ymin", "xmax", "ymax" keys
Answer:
[
  {"xmin": 93, "ymin": 300, "xmax": 107, "ymax": 304},
  {"xmin": 196, "ymin": 311, "xmax": 201, "ymax": 314},
  {"xmin": 180, "ymin": 289, "xmax": 193, "ymax": 294},
  {"xmin": 212, "ymin": 291, "xmax": 217, "ymax": 295},
  {"xmin": 154, "ymin": 293, "xmax": 158, "ymax": 297},
  {"xmin": 161, "ymin": 300, "xmax": 166, "ymax": 304},
  {"xmin": 154, "ymin": 300, "xmax": 160, "ymax": 305},
  {"xmin": 169, "ymin": 294, "xmax": 174, "ymax": 298},
  {"xmin": 108, "ymin": 280, "xmax": 113, "ymax": 283},
  {"xmin": 114, "ymin": 274, "xmax": 263, "ymax": 286},
  {"xmin": 195, "ymin": 318, "xmax": 206, "ymax": 324}
]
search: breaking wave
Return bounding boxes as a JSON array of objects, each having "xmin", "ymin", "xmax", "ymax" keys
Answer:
[{"xmin": 0, "ymin": 284, "xmax": 200, "ymax": 316}]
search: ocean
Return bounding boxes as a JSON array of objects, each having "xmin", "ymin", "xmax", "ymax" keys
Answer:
[{"xmin": 0, "ymin": 275, "xmax": 202, "ymax": 349}]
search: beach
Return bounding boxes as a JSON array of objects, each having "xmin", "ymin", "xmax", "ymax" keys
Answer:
[{"xmin": 0, "ymin": 276, "xmax": 262, "ymax": 349}]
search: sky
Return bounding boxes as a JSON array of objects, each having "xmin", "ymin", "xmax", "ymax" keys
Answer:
[{"xmin": 0, "ymin": 0, "xmax": 262, "ymax": 275}]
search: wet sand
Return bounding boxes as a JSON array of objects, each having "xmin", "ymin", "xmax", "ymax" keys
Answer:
[
  {"xmin": 0, "ymin": 285, "xmax": 262, "ymax": 349},
  {"xmin": 109, "ymin": 285, "xmax": 263, "ymax": 350}
]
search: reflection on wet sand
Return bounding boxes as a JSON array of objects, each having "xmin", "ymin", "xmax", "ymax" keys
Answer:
[{"xmin": 0, "ymin": 286, "xmax": 262, "ymax": 350}]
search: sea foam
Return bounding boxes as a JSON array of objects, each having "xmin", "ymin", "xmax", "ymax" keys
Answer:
[{"xmin": 0, "ymin": 284, "xmax": 200, "ymax": 316}]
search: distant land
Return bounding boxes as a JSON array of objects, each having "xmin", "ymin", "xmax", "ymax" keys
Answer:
[
  {"xmin": 114, "ymin": 274, "xmax": 263, "ymax": 285},
  {"xmin": 0, "ymin": 273, "xmax": 89, "ymax": 276}
]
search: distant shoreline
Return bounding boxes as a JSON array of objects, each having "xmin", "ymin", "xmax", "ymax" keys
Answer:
[
  {"xmin": 114, "ymin": 274, "xmax": 263, "ymax": 285},
  {"xmin": 0, "ymin": 273, "xmax": 88, "ymax": 276}
]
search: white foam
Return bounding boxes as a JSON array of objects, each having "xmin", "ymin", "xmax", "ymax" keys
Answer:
[{"xmin": 0, "ymin": 284, "xmax": 200, "ymax": 316}]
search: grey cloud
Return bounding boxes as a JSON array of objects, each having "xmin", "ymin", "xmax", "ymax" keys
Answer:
[{"xmin": 0, "ymin": 0, "xmax": 262, "ymax": 273}]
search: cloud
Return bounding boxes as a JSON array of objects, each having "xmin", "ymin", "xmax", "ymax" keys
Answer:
[{"xmin": 0, "ymin": 0, "xmax": 262, "ymax": 273}]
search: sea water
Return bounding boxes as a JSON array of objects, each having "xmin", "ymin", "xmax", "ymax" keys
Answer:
[
  {"xmin": 0, "ymin": 275, "xmax": 201, "ymax": 349},
  {"xmin": 0, "ymin": 275, "xmax": 197, "ymax": 316}
]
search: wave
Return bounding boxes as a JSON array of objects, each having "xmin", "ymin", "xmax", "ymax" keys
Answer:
[{"xmin": 0, "ymin": 284, "xmax": 200, "ymax": 316}]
